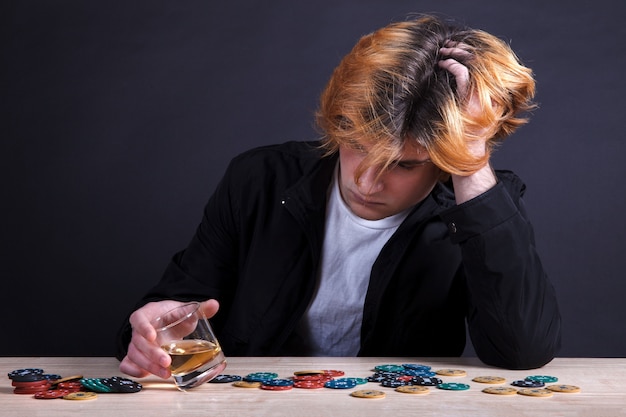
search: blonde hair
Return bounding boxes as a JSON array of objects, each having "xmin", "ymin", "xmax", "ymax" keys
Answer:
[{"xmin": 316, "ymin": 15, "xmax": 536, "ymax": 176}]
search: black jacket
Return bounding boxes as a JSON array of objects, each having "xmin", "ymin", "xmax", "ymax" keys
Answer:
[{"xmin": 117, "ymin": 141, "xmax": 561, "ymax": 369}]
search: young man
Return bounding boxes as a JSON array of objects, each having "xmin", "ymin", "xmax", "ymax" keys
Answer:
[{"xmin": 117, "ymin": 15, "xmax": 561, "ymax": 378}]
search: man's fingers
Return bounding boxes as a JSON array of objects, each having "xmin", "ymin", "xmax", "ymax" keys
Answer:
[{"xmin": 438, "ymin": 58, "xmax": 470, "ymax": 96}]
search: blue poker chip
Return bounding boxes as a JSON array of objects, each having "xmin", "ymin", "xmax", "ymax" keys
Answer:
[
  {"xmin": 402, "ymin": 369, "xmax": 436, "ymax": 378},
  {"xmin": 324, "ymin": 378, "xmax": 357, "ymax": 389},
  {"xmin": 402, "ymin": 364, "xmax": 432, "ymax": 371},
  {"xmin": 261, "ymin": 379, "xmax": 294, "ymax": 387}
]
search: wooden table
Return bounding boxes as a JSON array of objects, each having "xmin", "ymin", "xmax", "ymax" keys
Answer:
[{"xmin": 2, "ymin": 357, "xmax": 625, "ymax": 417}]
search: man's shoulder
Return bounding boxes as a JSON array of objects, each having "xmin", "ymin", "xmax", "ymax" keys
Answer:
[
  {"xmin": 233, "ymin": 140, "xmax": 325, "ymax": 164},
  {"xmin": 224, "ymin": 140, "xmax": 332, "ymax": 185}
]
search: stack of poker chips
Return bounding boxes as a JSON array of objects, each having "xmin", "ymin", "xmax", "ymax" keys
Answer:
[{"xmin": 7, "ymin": 368, "xmax": 142, "ymax": 400}]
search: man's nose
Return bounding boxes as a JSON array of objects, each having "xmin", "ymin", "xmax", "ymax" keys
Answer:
[{"xmin": 357, "ymin": 166, "xmax": 384, "ymax": 194}]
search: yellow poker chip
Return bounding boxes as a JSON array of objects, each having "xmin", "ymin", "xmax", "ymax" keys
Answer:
[
  {"xmin": 51, "ymin": 375, "xmax": 83, "ymax": 385},
  {"xmin": 63, "ymin": 392, "xmax": 98, "ymax": 401},
  {"xmin": 395, "ymin": 385, "xmax": 430, "ymax": 395},
  {"xmin": 546, "ymin": 384, "xmax": 581, "ymax": 393},
  {"xmin": 517, "ymin": 388, "xmax": 553, "ymax": 398},
  {"xmin": 472, "ymin": 376, "xmax": 506, "ymax": 384},
  {"xmin": 350, "ymin": 389, "xmax": 386, "ymax": 399},
  {"xmin": 233, "ymin": 381, "xmax": 262, "ymax": 388},
  {"xmin": 482, "ymin": 386, "xmax": 517, "ymax": 395},
  {"xmin": 435, "ymin": 368, "xmax": 467, "ymax": 377},
  {"xmin": 293, "ymin": 370, "xmax": 324, "ymax": 376}
]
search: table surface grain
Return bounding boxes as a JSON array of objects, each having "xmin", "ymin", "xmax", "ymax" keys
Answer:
[{"xmin": 1, "ymin": 356, "xmax": 625, "ymax": 417}]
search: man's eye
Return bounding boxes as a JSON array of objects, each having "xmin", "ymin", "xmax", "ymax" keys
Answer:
[
  {"xmin": 349, "ymin": 143, "xmax": 367, "ymax": 153},
  {"xmin": 395, "ymin": 160, "xmax": 432, "ymax": 170}
]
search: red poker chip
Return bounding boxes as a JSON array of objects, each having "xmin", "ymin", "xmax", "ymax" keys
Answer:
[
  {"xmin": 293, "ymin": 381, "xmax": 326, "ymax": 389},
  {"xmin": 57, "ymin": 382, "xmax": 84, "ymax": 391},
  {"xmin": 260, "ymin": 384, "xmax": 293, "ymax": 391},
  {"xmin": 12, "ymin": 380, "xmax": 51, "ymax": 388},
  {"xmin": 13, "ymin": 385, "xmax": 51, "ymax": 395},
  {"xmin": 292, "ymin": 374, "xmax": 324, "ymax": 382},
  {"xmin": 34, "ymin": 389, "xmax": 72, "ymax": 399},
  {"xmin": 322, "ymin": 370, "xmax": 345, "ymax": 377}
]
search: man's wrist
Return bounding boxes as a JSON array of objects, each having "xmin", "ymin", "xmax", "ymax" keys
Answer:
[{"xmin": 451, "ymin": 163, "xmax": 498, "ymax": 204}]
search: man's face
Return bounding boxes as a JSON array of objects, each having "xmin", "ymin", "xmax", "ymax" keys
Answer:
[{"xmin": 338, "ymin": 141, "xmax": 441, "ymax": 220}]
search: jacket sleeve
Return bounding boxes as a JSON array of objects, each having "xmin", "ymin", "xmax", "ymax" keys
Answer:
[
  {"xmin": 439, "ymin": 171, "xmax": 561, "ymax": 369},
  {"xmin": 116, "ymin": 161, "xmax": 241, "ymax": 360}
]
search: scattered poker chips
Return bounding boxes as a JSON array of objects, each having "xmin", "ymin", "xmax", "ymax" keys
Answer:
[
  {"xmin": 7, "ymin": 364, "xmax": 579, "ymax": 402},
  {"xmin": 7, "ymin": 367, "xmax": 142, "ymax": 400}
]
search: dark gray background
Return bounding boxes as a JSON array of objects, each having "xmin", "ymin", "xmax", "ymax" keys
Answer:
[{"xmin": 2, "ymin": 0, "xmax": 624, "ymax": 358}]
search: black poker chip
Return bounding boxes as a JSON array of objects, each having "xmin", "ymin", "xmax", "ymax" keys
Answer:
[
  {"xmin": 411, "ymin": 377, "xmax": 443, "ymax": 386},
  {"xmin": 511, "ymin": 379, "xmax": 545, "ymax": 388},
  {"xmin": 380, "ymin": 379, "xmax": 409, "ymax": 388},
  {"xmin": 100, "ymin": 377, "xmax": 142, "ymax": 393},
  {"xmin": 10, "ymin": 371, "xmax": 47, "ymax": 383},
  {"xmin": 208, "ymin": 374, "xmax": 243, "ymax": 383}
]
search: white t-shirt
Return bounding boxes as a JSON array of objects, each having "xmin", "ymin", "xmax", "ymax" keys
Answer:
[{"xmin": 297, "ymin": 167, "xmax": 411, "ymax": 356}]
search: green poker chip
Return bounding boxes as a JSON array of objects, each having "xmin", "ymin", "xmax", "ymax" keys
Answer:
[
  {"xmin": 526, "ymin": 375, "xmax": 558, "ymax": 383},
  {"xmin": 437, "ymin": 382, "xmax": 470, "ymax": 391},
  {"xmin": 374, "ymin": 365, "xmax": 404, "ymax": 373}
]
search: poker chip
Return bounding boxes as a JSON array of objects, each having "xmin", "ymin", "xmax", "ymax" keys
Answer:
[
  {"xmin": 322, "ymin": 370, "xmax": 345, "ymax": 377},
  {"xmin": 526, "ymin": 375, "xmax": 558, "ymax": 384},
  {"xmin": 11, "ymin": 373, "xmax": 47, "ymax": 383},
  {"xmin": 294, "ymin": 370, "xmax": 324, "ymax": 376},
  {"xmin": 260, "ymin": 384, "xmax": 293, "ymax": 391},
  {"xmin": 8, "ymin": 368, "xmax": 44, "ymax": 380},
  {"xmin": 13, "ymin": 384, "xmax": 52, "ymax": 395},
  {"xmin": 517, "ymin": 388, "xmax": 553, "ymax": 397},
  {"xmin": 244, "ymin": 372, "xmax": 278, "ymax": 382},
  {"xmin": 472, "ymin": 376, "xmax": 506, "ymax": 384},
  {"xmin": 293, "ymin": 380, "xmax": 326, "ymax": 389},
  {"xmin": 380, "ymin": 379, "xmax": 408, "ymax": 388},
  {"xmin": 64, "ymin": 391, "xmax": 98, "ymax": 401},
  {"xmin": 262, "ymin": 379, "xmax": 294, "ymax": 387},
  {"xmin": 546, "ymin": 384, "xmax": 581, "ymax": 393},
  {"xmin": 325, "ymin": 378, "xmax": 357, "ymax": 389},
  {"xmin": 34, "ymin": 389, "xmax": 73, "ymax": 399},
  {"xmin": 233, "ymin": 381, "xmax": 262, "ymax": 388},
  {"xmin": 11, "ymin": 379, "xmax": 51, "ymax": 388},
  {"xmin": 208, "ymin": 374, "xmax": 242, "ymax": 383},
  {"xmin": 100, "ymin": 377, "xmax": 143, "ymax": 393},
  {"xmin": 395, "ymin": 385, "xmax": 430, "ymax": 395},
  {"xmin": 350, "ymin": 389, "xmax": 386, "ymax": 399},
  {"xmin": 401, "ymin": 364, "xmax": 431, "ymax": 371},
  {"xmin": 80, "ymin": 378, "xmax": 113, "ymax": 393},
  {"xmin": 435, "ymin": 369, "xmax": 467, "ymax": 377},
  {"xmin": 57, "ymin": 382, "xmax": 83, "ymax": 392},
  {"xmin": 511, "ymin": 379, "xmax": 544, "ymax": 388},
  {"xmin": 52, "ymin": 375, "xmax": 83, "ymax": 385},
  {"xmin": 374, "ymin": 365, "xmax": 405, "ymax": 373},
  {"xmin": 401, "ymin": 369, "xmax": 436, "ymax": 378},
  {"xmin": 411, "ymin": 377, "xmax": 442, "ymax": 386},
  {"xmin": 482, "ymin": 386, "xmax": 517, "ymax": 395},
  {"xmin": 437, "ymin": 383, "xmax": 470, "ymax": 391}
]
